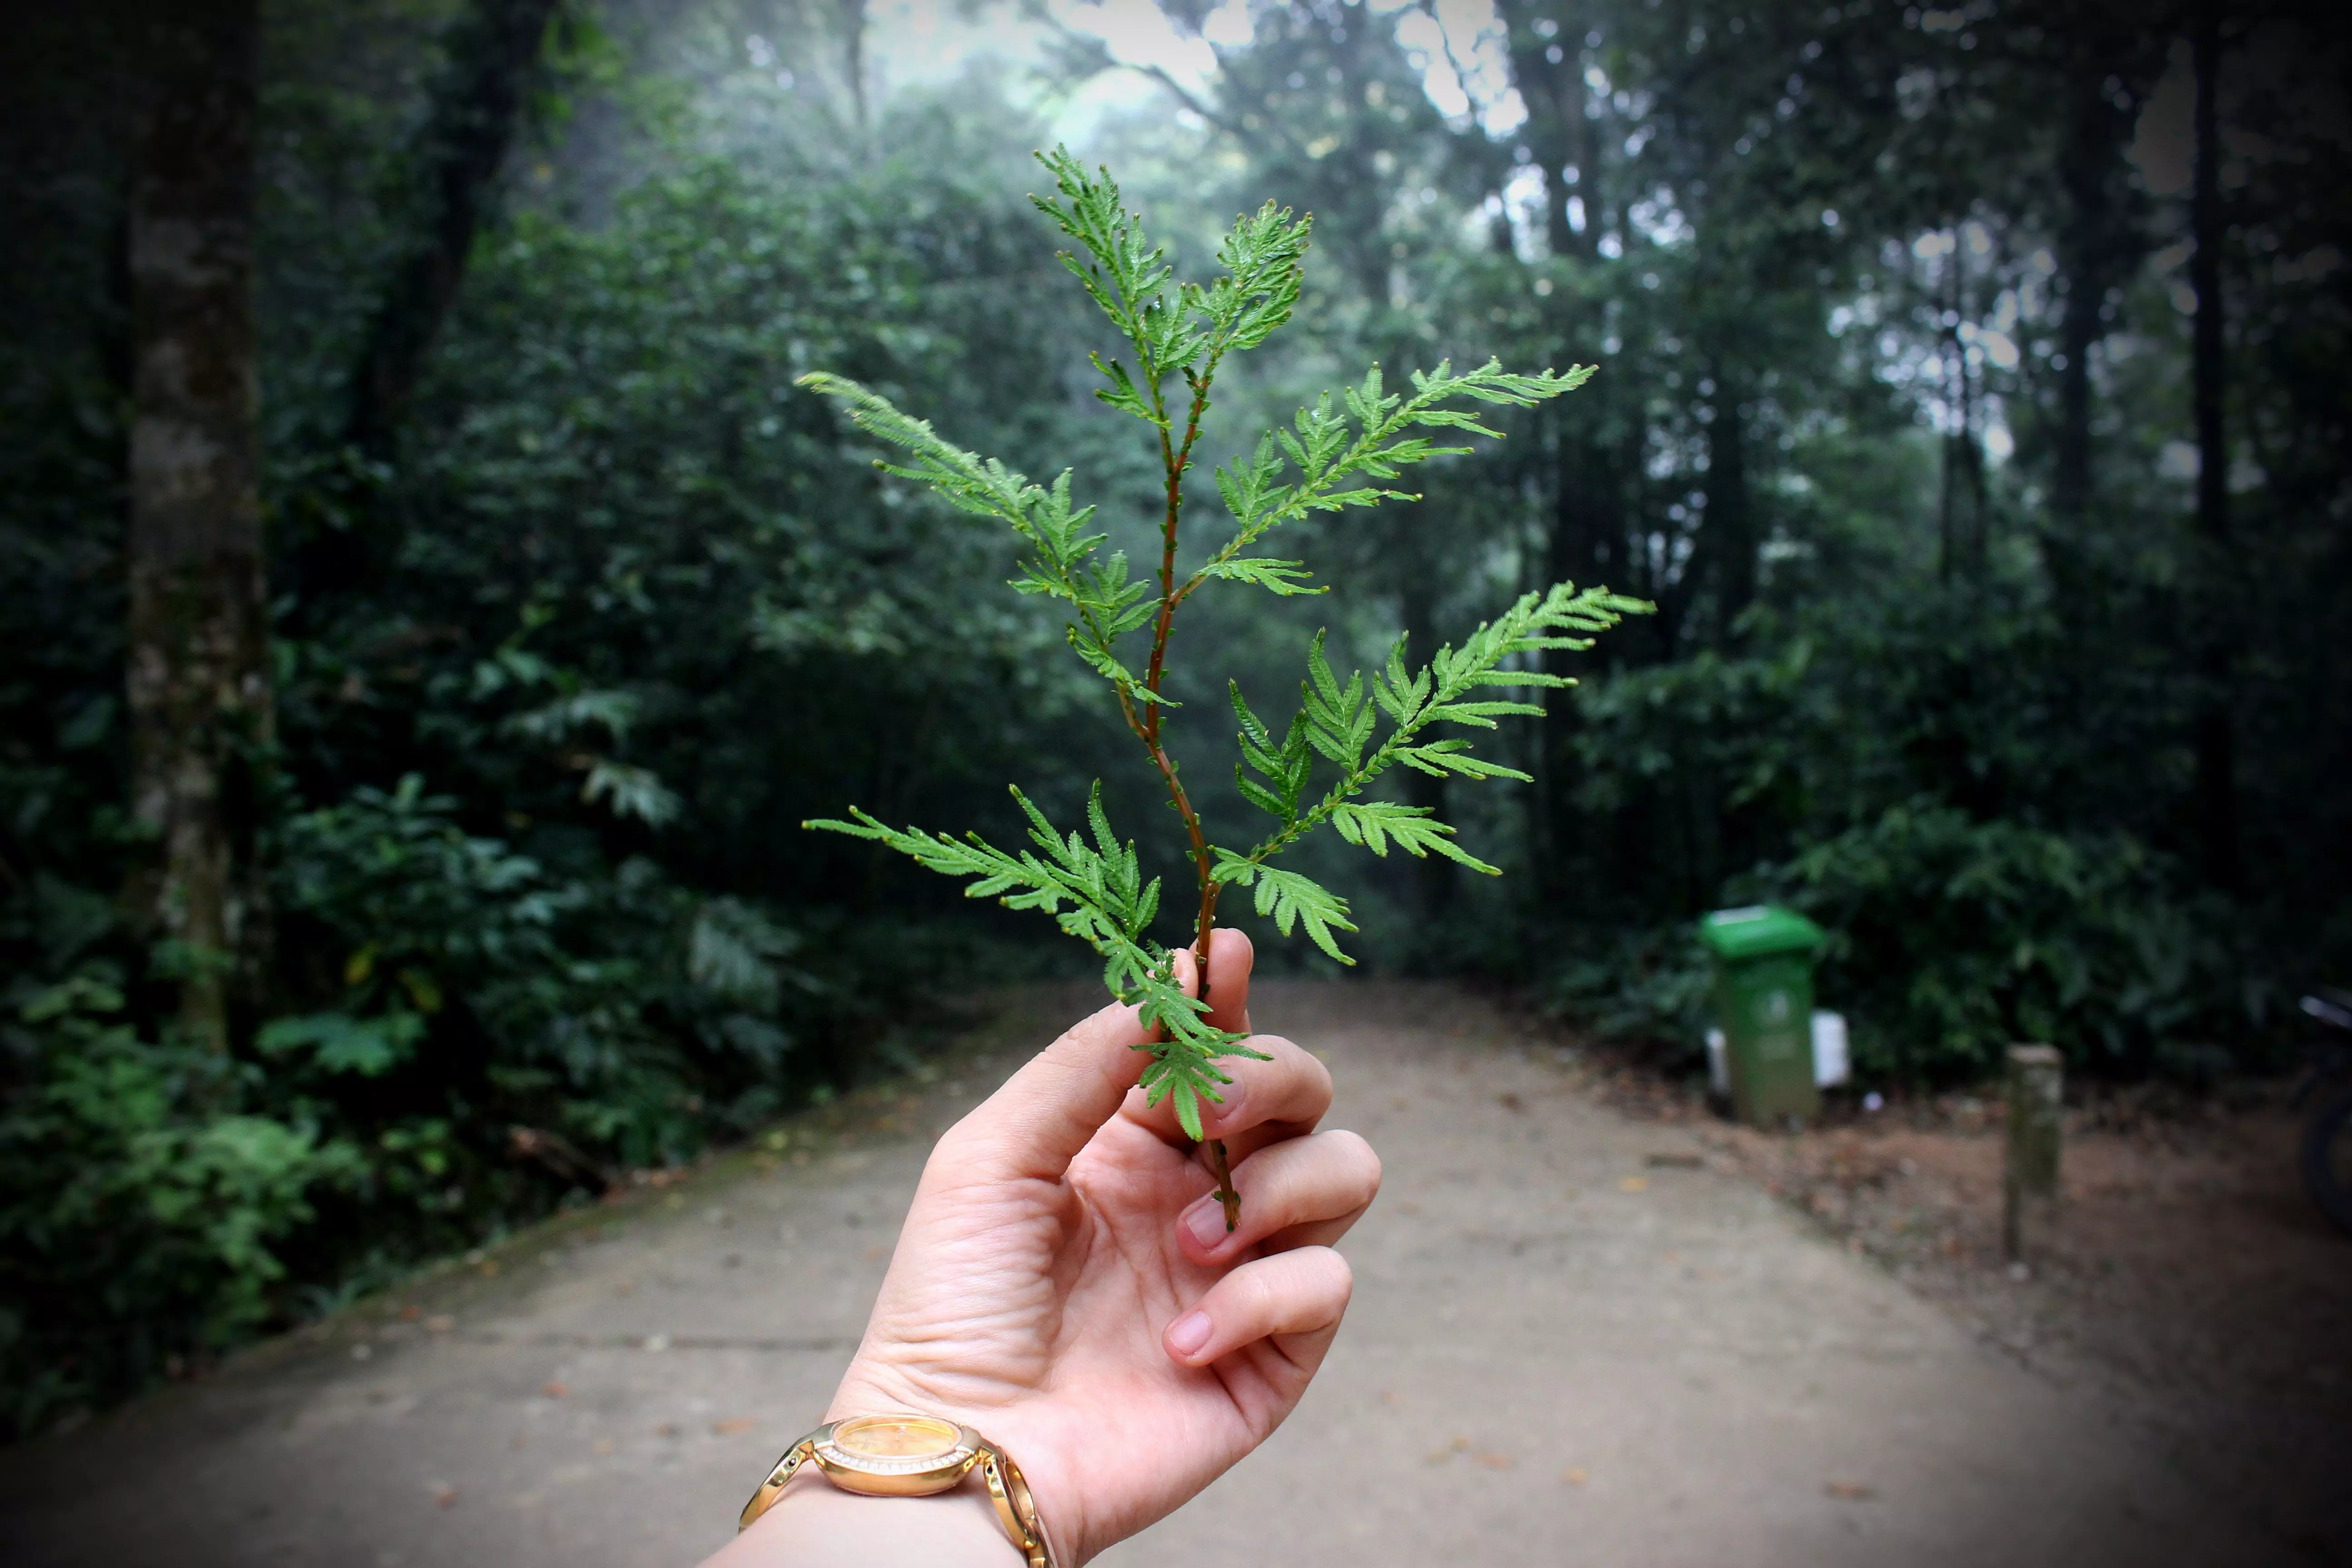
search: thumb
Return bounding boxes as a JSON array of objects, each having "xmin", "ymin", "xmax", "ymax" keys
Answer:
[{"xmin": 1191, "ymin": 926, "xmax": 1254, "ymax": 1038}]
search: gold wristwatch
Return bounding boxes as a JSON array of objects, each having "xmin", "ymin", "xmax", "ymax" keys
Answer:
[{"xmin": 738, "ymin": 1412, "xmax": 1055, "ymax": 1568}]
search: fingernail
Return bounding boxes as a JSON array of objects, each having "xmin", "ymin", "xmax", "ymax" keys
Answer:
[
  {"xmin": 1200, "ymin": 1075, "xmax": 1247, "ymax": 1127},
  {"xmin": 1183, "ymin": 1198, "xmax": 1229, "ymax": 1247},
  {"xmin": 1167, "ymin": 1310, "xmax": 1212, "ymax": 1357}
]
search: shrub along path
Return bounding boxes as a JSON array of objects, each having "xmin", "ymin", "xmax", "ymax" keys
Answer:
[{"xmin": 0, "ymin": 983, "xmax": 2298, "ymax": 1567}]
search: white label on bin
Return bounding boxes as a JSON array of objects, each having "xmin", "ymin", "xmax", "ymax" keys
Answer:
[{"xmin": 1812, "ymin": 1011, "xmax": 1849, "ymax": 1087}]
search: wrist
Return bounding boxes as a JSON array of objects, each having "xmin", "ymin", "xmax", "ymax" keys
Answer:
[{"xmin": 720, "ymin": 1470, "xmax": 1023, "ymax": 1568}]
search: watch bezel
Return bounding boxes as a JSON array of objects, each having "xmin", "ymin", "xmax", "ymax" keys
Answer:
[{"xmin": 809, "ymin": 1414, "xmax": 983, "ymax": 1497}]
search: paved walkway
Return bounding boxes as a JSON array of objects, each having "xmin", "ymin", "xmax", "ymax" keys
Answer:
[{"xmin": 0, "ymin": 983, "xmax": 2294, "ymax": 1567}]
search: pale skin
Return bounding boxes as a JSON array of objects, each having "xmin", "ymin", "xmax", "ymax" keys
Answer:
[{"xmin": 700, "ymin": 929, "xmax": 1381, "ymax": 1567}]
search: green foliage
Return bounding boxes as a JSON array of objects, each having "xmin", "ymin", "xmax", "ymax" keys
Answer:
[
  {"xmin": 0, "ymin": 78, "xmax": 1096, "ymax": 1433},
  {"xmin": 1773, "ymin": 805, "xmax": 2242, "ymax": 1081},
  {"xmin": 256, "ymin": 1011, "xmax": 426, "ymax": 1077},
  {"xmin": 3, "ymin": 0, "xmax": 2343, "ymax": 1440},
  {"xmin": 1549, "ymin": 589, "xmax": 2256, "ymax": 1080},
  {"xmin": 274, "ymin": 774, "xmax": 823, "ymax": 1168},
  {"xmin": 1230, "ymin": 585, "xmax": 1647, "ymax": 865},
  {"xmin": 0, "ymin": 976, "xmax": 363, "ymax": 1434},
  {"xmin": 805, "ymin": 153, "xmax": 1643, "ymax": 1134}
]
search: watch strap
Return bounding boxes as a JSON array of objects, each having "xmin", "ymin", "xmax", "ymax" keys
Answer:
[
  {"xmin": 974, "ymin": 1439, "xmax": 1054, "ymax": 1568},
  {"xmin": 737, "ymin": 1431, "xmax": 821, "ymax": 1532}
]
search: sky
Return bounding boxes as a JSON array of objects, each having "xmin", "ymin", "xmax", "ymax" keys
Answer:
[
  {"xmin": 860, "ymin": 0, "xmax": 1527, "ymax": 139},
  {"xmin": 845, "ymin": 0, "xmax": 2042, "ymax": 466}
]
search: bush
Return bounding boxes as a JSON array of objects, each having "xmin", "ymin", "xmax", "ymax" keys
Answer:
[
  {"xmin": 0, "ymin": 975, "xmax": 362, "ymax": 1436},
  {"xmin": 267, "ymin": 771, "xmax": 839, "ymax": 1230},
  {"xmin": 0, "ymin": 775, "xmax": 868, "ymax": 1440},
  {"xmin": 1548, "ymin": 802, "xmax": 2252, "ymax": 1087},
  {"xmin": 1544, "ymin": 923, "xmax": 1715, "ymax": 1070},
  {"xmin": 272, "ymin": 774, "xmax": 818, "ymax": 1165},
  {"xmin": 1766, "ymin": 802, "xmax": 2248, "ymax": 1081}
]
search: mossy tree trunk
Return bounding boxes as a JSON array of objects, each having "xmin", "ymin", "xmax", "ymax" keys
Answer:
[{"xmin": 127, "ymin": 0, "xmax": 272, "ymax": 1054}]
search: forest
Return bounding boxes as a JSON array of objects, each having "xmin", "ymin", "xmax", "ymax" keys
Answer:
[{"xmin": 2, "ymin": 0, "xmax": 2345, "ymax": 1437}]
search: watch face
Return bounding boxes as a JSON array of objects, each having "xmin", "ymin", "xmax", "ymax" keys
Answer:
[
  {"xmin": 833, "ymin": 1415, "xmax": 963, "ymax": 1463},
  {"xmin": 815, "ymin": 1415, "xmax": 978, "ymax": 1495}
]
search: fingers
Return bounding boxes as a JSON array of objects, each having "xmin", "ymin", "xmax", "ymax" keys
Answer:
[
  {"xmin": 1162, "ymin": 1246, "xmax": 1354, "ymax": 1368},
  {"xmin": 937, "ymin": 993, "xmax": 1160, "ymax": 1185},
  {"xmin": 931, "ymin": 927, "xmax": 1265, "ymax": 1186},
  {"xmin": 1195, "ymin": 926, "xmax": 1254, "ymax": 1037},
  {"xmin": 1174, "ymin": 1129, "xmax": 1381, "ymax": 1263},
  {"xmin": 1119, "ymin": 1031, "xmax": 1333, "ymax": 1158}
]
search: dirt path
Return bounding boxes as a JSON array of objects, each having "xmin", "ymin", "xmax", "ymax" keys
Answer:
[
  {"xmin": 0, "ymin": 983, "xmax": 2305, "ymax": 1567},
  {"xmin": 1686, "ymin": 1083, "xmax": 2352, "ymax": 1563}
]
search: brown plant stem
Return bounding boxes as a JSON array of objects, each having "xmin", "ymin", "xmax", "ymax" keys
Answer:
[
  {"xmin": 1203, "ymin": 1135, "xmax": 1240, "ymax": 1234},
  {"xmin": 1191, "ymin": 881, "xmax": 1233, "ymax": 1231},
  {"xmin": 1142, "ymin": 374, "xmax": 1212, "ymax": 744},
  {"xmin": 1119, "ymin": 361, "xmax": 1243, "ymax": 1227}
]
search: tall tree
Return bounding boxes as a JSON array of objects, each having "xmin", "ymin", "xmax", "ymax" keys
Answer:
[
  {"xmin": 2187, "ymin": 0, "xmax": 2238, "ymax": 888},
  {"xmin": 2032, "ymin": 5, "xmax": 2161, "ymax": 655},
  {"xmin": 1497, "ymin": 3, "xmax": 1630, "ymax": 895},
  {"xmin": 1935, "ymin": 228, "xmax": 1988, "ymax": 582},
  {"xmin": 832, "ymin": 0, "xmax": 869, "ymax": 136},
  {"xmin": 1501, "ymin": 0, "xmax": 1598, "ymax": 263},
  {"xmin": 127, "ymin": 0, "xmax": 271, "ymax": 1053},
  {"xmin": 1704, "ymin": 370, "xmax": 1753, "ymax": 640},
  {"xmin": 2047, "ymin": 14, "xmax": 2154, "ymax": 530},
  {"xmin": 343, "ymin": 0, "xmax": 561, "ymax": 456}
]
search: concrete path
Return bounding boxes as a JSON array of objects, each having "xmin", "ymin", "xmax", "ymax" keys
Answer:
[{"xmin": 0, "ymin": 983, "xmax": 2294, "ymax": 1567}]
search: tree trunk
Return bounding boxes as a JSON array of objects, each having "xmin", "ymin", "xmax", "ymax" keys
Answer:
[
  {"xmin": 1502, "ymin": 0, "xmax": 1595, "ymax": 261},
  {"xmin": 2044, "ymin": 9, "xmax": 2161, "ymax": 617},
  {"xmin": 1956, "ymin": 320, "xmax": 1986, "ymax": 577},
  {"xmin": 127, "ymin": 0, "xmax": 271, "ymax": 1054},
  {"xmin": 1705, "ymin": 375, "xmax": 1752, "ymax": 644},
  {"xmin": 344, "ymin": 0, "xmax": 560, "ymax": 456},
  {"xmin": 2052, "ymin": 89, "xmax": 2108, "ymax": 529},
  {"xmin": 1936, "ymin": 236, "xmax": 1962, "ymax": 582},
  {"xmin": 835, "ymin": 0, "xmax": 870, "ymax": 137},
  {"xmin": 2045, "ymin": 39, "xmax": 2124, "ymax": 633},
  {"xmin": 1538, "ymin": 395, "xmax": 1617, "ymax": 892},
  {"xmin": 2187, "ymin": 0, "xmax": 2238, "ymax": 890}
]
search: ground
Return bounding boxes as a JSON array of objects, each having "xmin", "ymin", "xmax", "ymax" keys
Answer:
[
  {"xmin": 2, "ymin": 981, "xmax": 2343, "ymax": 1567},
  {"xmin": 1597, "ymin": 1058, "xmax": 2352, "ymax": 1563}
]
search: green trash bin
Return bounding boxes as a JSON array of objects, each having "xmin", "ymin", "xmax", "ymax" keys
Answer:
[{"xmin": 1699, "ymin": 905, "xmax": 1826, "ymax": 1127}]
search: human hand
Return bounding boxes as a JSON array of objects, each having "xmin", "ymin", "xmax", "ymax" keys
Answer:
[{"xmin": 793, "ymin": 930, "xmax": 1379, "ymax": 1564}]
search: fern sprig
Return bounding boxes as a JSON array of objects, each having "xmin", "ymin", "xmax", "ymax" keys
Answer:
[
  {"xmin": 1030, "ymin": 150, "xmax": 1313, "ymax": 435},
  {"xmin": 803, "ymin": 150, "xmax": 1645, "ymax": 1227},
  {"xmin": 1185, "ymin": 359, "xmax": 1598, "ymax": 604},
  {"xmin": 807, "ymin": 785, "xmax": 1267, "ymax": 1137},
  {"xmin": 795, "ymin": 372, "xmax": 1177, "ymax": 711},
  {"xmin": 1223, "ymin": 582, "xmax": 1652, "ymax": 910}
]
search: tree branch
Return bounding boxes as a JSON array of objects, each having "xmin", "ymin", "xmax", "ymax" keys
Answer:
[{"xmin": 344, "ymin": 0, "xmax": 561, "ymax": 455}]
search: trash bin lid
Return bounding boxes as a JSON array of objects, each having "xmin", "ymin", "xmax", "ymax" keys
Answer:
[{"xmin": 1698, "ymin": 904, "xmax": 1826, "ymax": 960}]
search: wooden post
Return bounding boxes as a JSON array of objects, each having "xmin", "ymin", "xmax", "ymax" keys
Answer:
[{"xmin": 2003, "ymin": 1044, "xmax": 2063, "ymax": 1263}]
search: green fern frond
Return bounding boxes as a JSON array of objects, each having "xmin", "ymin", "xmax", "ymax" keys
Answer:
[
  {"xmin": 1211, "ymin": 855, "xmax": 1358, "ymax": 964},
  {"xmin": 1329, "ymin": 801, "xmax": 1503, "ymax": 875},
  {"xmin": 802, "ymin": 155, "xmax": 1645, "ymax": 1175}
]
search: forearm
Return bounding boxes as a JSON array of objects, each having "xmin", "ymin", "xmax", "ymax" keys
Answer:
[{"xmin": 702, "ymin": 1474, "xmax": 1025, "ymax": 1568}]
